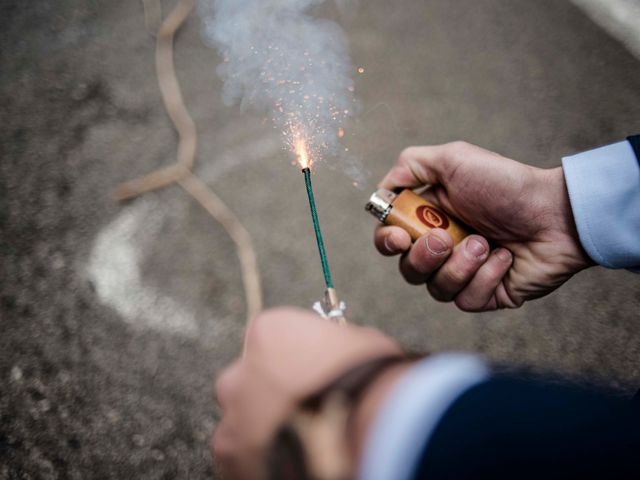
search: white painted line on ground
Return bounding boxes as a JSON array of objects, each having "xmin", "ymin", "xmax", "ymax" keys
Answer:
[
  {"xmin": 86, "ymin": 199, "xmax": 200, "ymax": 337},
  {"xmin": 571, "ymin": 0, "xmax": 640, "ymax": 59},
  {"xmin": 86, "ymin": 132, "xmax": 282, "ymax": 338}
]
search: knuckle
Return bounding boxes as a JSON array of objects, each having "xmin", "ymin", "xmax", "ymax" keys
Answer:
[
  {"xmin": 442, "ymin": 265, "xmax": 471, "ymax": 285},
  {"xmin": 398, "ymin": 146, "xmax": 421, "ymax": 164},
  {"xmin": 454, "ymin": 295, "xmax": 482, "ymax": 312},
  {"xmin": 411, "ymin": 256, "xmax": 434, "ymax": 276},
  {"xmin": 400, "ymin": 256, "xmax": 429, "ymax": 285},
  {"xmin": 481, "ymin": 262, "xmax": 505, "ymax": 283},
  {"xmin": 445, "ymin": 141, "xmax": 472, "ymax": 161},
  {"xmin": 448, "ymin": 140, "xmax": 470, "ymax": 151}
]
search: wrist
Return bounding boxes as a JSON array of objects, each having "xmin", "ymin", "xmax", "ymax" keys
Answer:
[
  {"xmin": 268, "ymin": 355, "xmax": 417, "ymax": 480},
  {"xmin": 350, "ymin": 362, "xmax": 414, "ymax": 471},
  {"xmin": 538, "ymin": 166, "xmax": 595, "ymax": 271}
]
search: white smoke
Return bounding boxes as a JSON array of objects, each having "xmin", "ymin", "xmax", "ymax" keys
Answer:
[{"xmin": 199, "ymin": 0, "xmax": 367, "ymax": 185}]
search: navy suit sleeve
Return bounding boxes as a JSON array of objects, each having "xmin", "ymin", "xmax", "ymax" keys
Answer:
[
  {"xmin": 627, "ymin": 134, "xmax": 640, "ymax": 161},
  {"xmin": 413, "ymin": 376, "xmax": 640, "ymax": 480}
]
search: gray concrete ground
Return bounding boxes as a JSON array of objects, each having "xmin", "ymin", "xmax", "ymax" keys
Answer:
[{"xmin": 2, "ymin": 0, "xmax": 640, "ymax": 478}]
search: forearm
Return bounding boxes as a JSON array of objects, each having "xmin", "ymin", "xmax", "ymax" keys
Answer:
[{"xmin": 351, "ymin": 363, "xmax": 414, "ymax": 462}]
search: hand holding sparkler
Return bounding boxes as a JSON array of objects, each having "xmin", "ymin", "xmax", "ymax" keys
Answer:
[{"xmin": 212, "ymin": 308, "xmax": 406, "ymax": 479}]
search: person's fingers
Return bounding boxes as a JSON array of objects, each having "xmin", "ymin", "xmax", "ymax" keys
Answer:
[
  {"xmin": 211, "ymin": 422, "xmax": 238, "ymax": 479},
  {"xmin": 495, "ymin": 282, "xmax": 524, "ymax": 309},
  {"xmin": 426, "ymin": 235, "xmax": 490, "ymax": 301},
  {"xmin": 379, "ymin": 142, "xmax": 469, "ymax": 190},
  {"xmin": 374, "ymin": 225, "xmax": 412, "ymax": 256},
  {"xmin": 453, "ymin": 248, "xmax": 513, "ymax": 312},
  {"xmin": 399, "ymin": 228, "xmax": 453, "ymax": 285},
  {"xmin": 214, "ymin": 361, "xmax": 242, "ymax": 410}
]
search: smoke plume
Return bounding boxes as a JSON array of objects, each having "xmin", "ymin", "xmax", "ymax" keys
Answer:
[{"xmin": 199, "ymin": 0, "xmax": 366, "ymax": 185}]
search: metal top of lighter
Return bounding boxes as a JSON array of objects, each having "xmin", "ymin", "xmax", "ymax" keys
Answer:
[{"xmin": 365, "ymin": 188, "xmax": 397, "ymax": 222}]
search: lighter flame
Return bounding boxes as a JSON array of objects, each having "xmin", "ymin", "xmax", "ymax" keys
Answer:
[{"xmin": 296, "ymin": 138, "xmax": 311, "ymax": 169}]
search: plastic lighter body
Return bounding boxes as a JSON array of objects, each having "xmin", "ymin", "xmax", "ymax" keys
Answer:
[{"xmin": 366, "ymin": 188, "xmax": 470, "ymax": 245}]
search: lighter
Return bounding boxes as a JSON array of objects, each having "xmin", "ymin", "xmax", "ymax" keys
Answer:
[{"xmin": 365, "ymin": 188, "xmax": 470, "ymax": 244}]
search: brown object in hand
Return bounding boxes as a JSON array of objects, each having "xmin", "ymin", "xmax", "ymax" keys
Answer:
[{"xmin": 366, "ymin": 188, "xmax": 470, "ymax": 244}]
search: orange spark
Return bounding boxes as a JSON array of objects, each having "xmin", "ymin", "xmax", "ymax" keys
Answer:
[
  {"xmin": 357, "ymin": 67, "xmax": 365, "ymax": 74},
  {"xmin": 338, "ymin": 127, "xmax": 345, "ymax": 138}
]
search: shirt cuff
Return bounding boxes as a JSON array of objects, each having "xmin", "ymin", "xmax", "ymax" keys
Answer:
[
  {"xmin": 358, "ymin": 353, "xmax": 489, "ymax": 480},
  {"xmin": 562, "ymin": 141, "xmax": 640, "ymax": 269}
]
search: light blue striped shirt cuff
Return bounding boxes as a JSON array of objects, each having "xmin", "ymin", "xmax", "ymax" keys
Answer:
[
  {"xmin": 562, "ymin": 141, "xmax": 640, "ymax": 269},
  {"xmin": 358, "ymin": 353, "xmax": 489, "ymax": 480}
]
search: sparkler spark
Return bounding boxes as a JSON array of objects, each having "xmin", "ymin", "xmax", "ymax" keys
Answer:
[
  {"xmin": 295, "ymin": 137, "xmax": 311, "ymax": 170},
  {"xmin": 202, "ymin": 0, "xmax": 352, "ymax": 321},
  {"xmin": 203, "ymin": 0, "xmax": 369, "ymax": 185}
]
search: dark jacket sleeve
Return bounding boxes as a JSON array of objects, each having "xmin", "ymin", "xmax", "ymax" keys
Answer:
[
  {"xmin": 627, "ymin": 134, "xmax": 640, "ymax": 162},
  {"xmin": 413, "ymin": 376, "xmax": 640, "ymax": 480}
]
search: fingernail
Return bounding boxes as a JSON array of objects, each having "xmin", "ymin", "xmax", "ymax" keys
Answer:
[
  {"xmin": 466, "ymin": 238, "xmax": 487, "ymax": 258},
  {"xmin": 383, "ymin": 236, "xmax": 394, "ymax": 252},
  {"xmin": 426, "ymin": 232, "xmax": 449, "ymax": 255},
  {"xmin": 496, "ymin": 248, "xmax": 512, "ymax": 262}
]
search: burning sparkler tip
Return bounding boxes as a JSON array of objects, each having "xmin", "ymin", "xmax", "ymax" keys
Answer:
[{"xmin": 295, "ymin": 137, "xmax": 312, "ymax": 169}]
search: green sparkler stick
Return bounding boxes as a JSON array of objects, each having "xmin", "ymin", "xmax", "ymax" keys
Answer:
[{"xmin": 302, "ymin": 167, "xmax": 334, "ymax": 289}]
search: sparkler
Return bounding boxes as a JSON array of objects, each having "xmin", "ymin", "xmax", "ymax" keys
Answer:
[
  {"xmin": 297, "ymin": 140, "xmax": 333, "ymax": 289},
  {"xmin": 295, "ymin": 139, "xmax": 346, "ymax": 324},
  {"xmin": 303, "ymin": 167, "xmax": 333, "ymax": 288}
]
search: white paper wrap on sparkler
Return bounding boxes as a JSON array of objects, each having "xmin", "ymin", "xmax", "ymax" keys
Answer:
[
  {"xmin": 312, "ymin": 300, "xmax": 347, "ymax": 322},
  {"xmin": 313, "ymin": 288, "xmax": 347, "ymax": 324}
]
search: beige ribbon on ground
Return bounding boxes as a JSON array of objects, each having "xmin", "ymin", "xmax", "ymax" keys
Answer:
[{"xmin": 114, "ymin": 0, "xmax": 263, "ymax": 323}]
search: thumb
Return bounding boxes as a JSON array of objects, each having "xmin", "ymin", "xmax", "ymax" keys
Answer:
[{"xmin": 379, "ymin": 143, "xmax": 463, "ymax": 190}]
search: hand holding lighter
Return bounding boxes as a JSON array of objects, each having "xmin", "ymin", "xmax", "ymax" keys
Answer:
[{"xmin": 366, "ymin": 188, "xmax": 470, "ymax": 244}]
